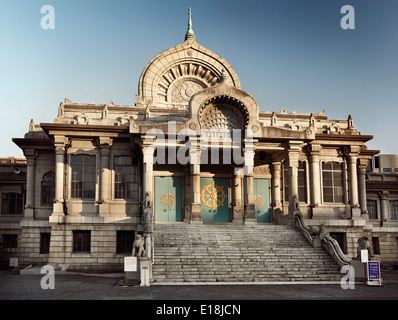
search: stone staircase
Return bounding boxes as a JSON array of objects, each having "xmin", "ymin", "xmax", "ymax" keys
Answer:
[{"xmin": 152, "ymin": 223, "xmax": 341, "ymax": 283}]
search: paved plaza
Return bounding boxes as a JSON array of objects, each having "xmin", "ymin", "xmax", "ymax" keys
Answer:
[
  {"xmin": 0, "ymin": 270, "xmax": 396, "ymax": 318},
  {"xmin": 1, "ymin": 270, "xmax": 397, "ymax": 300}
]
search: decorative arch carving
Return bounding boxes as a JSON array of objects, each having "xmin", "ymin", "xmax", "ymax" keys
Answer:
[
  {"xmin": 135, "ymin": 40, "xmax": 241, "ymax": 109},
  {"xmin": 199, "ymin": 96, "xmax": 250, "ymax": 131}
]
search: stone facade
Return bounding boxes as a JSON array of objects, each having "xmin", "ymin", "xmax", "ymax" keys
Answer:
[{"xmin": 1, "ymin": 10, "xmax": 397, "ymax": 273}]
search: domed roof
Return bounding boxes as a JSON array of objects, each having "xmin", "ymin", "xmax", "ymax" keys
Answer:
[{"xmin": 135, "ymin": 8, "xmax": 241, "ymax": 109}]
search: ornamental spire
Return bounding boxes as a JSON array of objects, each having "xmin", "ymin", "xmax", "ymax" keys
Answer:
[{"xmin": 185, "ymin": 7, "xmax": 195, "ymax": 41}]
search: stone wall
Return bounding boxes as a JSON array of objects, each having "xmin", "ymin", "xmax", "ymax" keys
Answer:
[{"xmin": 48, "ymin": 223, "xmax": 137, "ymax": 272}]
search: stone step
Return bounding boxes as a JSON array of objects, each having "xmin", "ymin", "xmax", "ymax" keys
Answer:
[{"xmin": 152, "ymin": 223, "xmax": 341, "ymax": 283}]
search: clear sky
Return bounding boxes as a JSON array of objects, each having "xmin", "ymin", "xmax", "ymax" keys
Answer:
[{"xmin": 1, "ymin": 0, "xmax": 397, "ymax": 157}]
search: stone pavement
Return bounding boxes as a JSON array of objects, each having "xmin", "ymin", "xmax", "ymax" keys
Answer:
[
  {"xmin": 0, "ymin": 270, "xmax": 397, "ymax": 318},
  {"xmin": 0, "ymin": 270, "xmax": 397, "ymax": 300}
]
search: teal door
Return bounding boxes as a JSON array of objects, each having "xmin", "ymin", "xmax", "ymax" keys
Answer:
[
  {"xmin": 253, "ymin": 179, "xmax": 270, "ymax": 222},
  {"xmin": 155, "ymin": 176, "xmax": 182, "ymax": 222},
  {"xmin": 200, "ymin": 177, "xmax": 230, "ymax": 222}
]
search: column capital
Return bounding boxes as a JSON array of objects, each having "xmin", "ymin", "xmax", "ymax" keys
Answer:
[
  {"xmin": 307, "ymin": 143, "xmax": 322, "ymax": 154},
  {"xmin": 23, "ymin": 148, "xmax": 38, "ymax": 160},
  {"xmin": 99, "ymin": 136, "xmax": 113, "ymax": 148},
  {"xmin": 54, "ymin": 135, "xmax": 68, "ymax": 147},
  {"xmin": 358, "ymin": 157, "xmax": 370, "ymax": 170},
  {"xmin": 378, "ymin": 191, "xmax": 389, "ymax": 199},
  {"xmin": 348, "ymin": 145, "xmax": 361, "ymax": 155}
]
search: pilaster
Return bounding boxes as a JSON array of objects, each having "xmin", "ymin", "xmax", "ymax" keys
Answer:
[
  {"xmin": 52, "ymin": 136, "xmax": 67, "ymax": 218},
  {"xmin": 190, "ymin": 138, "xmax": 202, "ymax": 224},
  {"xmin": 99, "ymin": 137, "xmax": 113, "ymax": 216},
  {"xmin": 23, "ymin": 148, "xmax": 38, "ymax": 220}
]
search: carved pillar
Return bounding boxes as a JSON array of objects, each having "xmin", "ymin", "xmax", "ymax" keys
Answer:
[
  {"xmin": 271, "ymin": 162, "xmax": 281, "ymax": 209},
  {"xmin": 244, "ymin": 148, "xmax": 256, "ymax": 224},
  {"xmin": 358, "ymin": 158, "xmax": 369, "ymax": 220},
  {"xmin": 142, "ymin": 145, "xmax": 154, "ymax": 210},
  {"xmin": 309, "ymin": 144, "xmax": 321, "ymax": 207},
  {"xmin": 99, "ymin": 137, "xmax": 112, "ymax": 216},
  {"xmin": 349, "ymin": 153, "xmax": 359, "ymax": 207},
  {"xmin": 287, "ymin": 142, "xmax": 301, "ymax": 201},
  {"xmin": 24, "ymin": 149, "xmax": 37, "ymax": 220},
  {"xmin": 348, "ymin": 147, "xmax": 361, "ymax": 219},
  {"xmin": 190, "ymin": 138, "xmax": 202, "ymax": 224},
  {"xmin": 233, "ymin": 174, "xmax": 244, "ymax": 224},
  {"xmin": 52, "ymin": 136, "xmax": 66, "ymax": 216},
  {"xmin": 379, "ymin": 191, "xmax": 389, "ymax": 223}
]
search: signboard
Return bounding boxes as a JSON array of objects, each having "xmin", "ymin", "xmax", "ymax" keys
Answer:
[
  {"xmin": 360, "ymin": 250, "xmax": 369, "ymax": 263},
  {"xmin": 367, "ymin": 261, "xmax": 382, "ymax": 286},
  {"xmin": 124, "ymin": 256, "xmax": 137, "ymax": 272},
  {"xmin": 9, "ymin": 258, "xmax": 18, "ymax": 267}
]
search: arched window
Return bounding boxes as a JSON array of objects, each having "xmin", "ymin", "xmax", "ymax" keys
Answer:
[{"xmin": 41, "ymin": 171, "xmax": 55, "ymax": 206}]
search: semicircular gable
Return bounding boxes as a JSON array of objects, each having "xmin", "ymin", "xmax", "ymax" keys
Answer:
[{"xmin": 135, "ymin": 39, "xmax": 241, "ymax": 109}]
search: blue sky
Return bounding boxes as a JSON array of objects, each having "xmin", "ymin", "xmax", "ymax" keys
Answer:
[{"xmin": 1, "ymin": 0, "xmax": 397, "ymax": 157}]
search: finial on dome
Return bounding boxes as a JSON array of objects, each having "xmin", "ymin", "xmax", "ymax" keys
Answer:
[{"xmin": 185, "ymin": 7, "xmax": 195, "ymax": 41}]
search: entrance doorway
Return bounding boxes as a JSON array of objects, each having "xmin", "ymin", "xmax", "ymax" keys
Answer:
[
  {"xmin": 200, "ymin": 177, "xmax": 230, "ymax": 222},
  {"xmin": 253, "ymin": 178, "xmax": 270, "ymax": 222},
  {"xmin": 154, "ymin": 176, "xmax": 182, "ymax": 222}
]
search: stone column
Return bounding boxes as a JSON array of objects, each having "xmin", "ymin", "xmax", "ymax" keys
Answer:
[
  {"xmin": 190, "ymin": 139, "xmax": 202, "ymax": 224},
  {"xmin": 379, "ymin": 191, "xmax": 389, "ymax": 223},
  {"xmin": 271, "ymin": 162, "xmax": 282, "ymax": 209},
  {"xmin": 308, "ymin": 144, "xmax": 321, "ymax": 207},
  {"xmin": 24, "ymin": 149, "xmax": 37, "ymax": 220},
  {"xmin": 52, "ymin": 136, "xmax": 66, "ymax": 216},
  {"xmin": 99, "ymin": 137, "xmax": 112, "ymax": 216},
  {"xmin": 349, "ymin": 154, "xmax": 359, "ymax": 207},
  {"xmin": 233, "ymin": 174, "xmax": 244, "ymax": 224},
  {"xmin": 287, "ymin": 142, "xmax": 301, "ymax": 201},
  {"xmin": 349, "ymin": 150, "xmax": 361, "ymax": 219},
  {"xmin": 244, "ymin": 149, "xmax": 256, "ymax": 225},
  {"xmin": 358, "ymin": 159, "xmax": 369, "ymax": 220},
  {"xmin": 142, "ymin": 145, "xmax": 154, "ymax": 210}
]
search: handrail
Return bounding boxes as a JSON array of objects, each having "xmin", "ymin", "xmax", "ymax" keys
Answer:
[
  {"xmin": 321, "ymin": 235, "xmax": 350, "ymax": 267},
  {"xmin": 294, "ymin": 212, "xmax": 314, "ymax": 246},
  {"xmin": 294, "ymin": 212, "xmax": 350, "ymax": 267}
]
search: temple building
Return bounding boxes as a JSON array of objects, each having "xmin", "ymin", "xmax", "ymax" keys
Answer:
[{"xmin": 1, "ymin": 9, "xmax": 397, "ymax": 276}]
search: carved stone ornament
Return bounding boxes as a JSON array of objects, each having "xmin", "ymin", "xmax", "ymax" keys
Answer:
[
  {"xmin": 171, "ymin": 80, "xmax": 204, "ymax": 104},
  {"xmin": 253, "ymin": 164, "xmax": 270, "ymax": 175},
  {"xmin": 356, "ymin": 236, "xmax": 373, "ymax": 259},
  {"xmin": 132, "ymin": 234, "xmax": 146, "ymax": 257}
]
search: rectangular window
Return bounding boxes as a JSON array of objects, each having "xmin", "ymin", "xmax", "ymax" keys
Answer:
[
  {"xmin": 1, "ymin": 193, "xmax": 24, "ymax": 215},
  {"xmin": 372, "ymin": 237, "xmax": 380, "ymax": 255},
  {"xmin": 116, "ymin": 231, "xmax": 135, "ymax": 254},
  {"xmin": 330, "ymin": 232, "xmax": 347, "ymax": 254},
  {"xmin": 367, "ymin": 199, "xmax": 378, "ymax": 220},
  {"xmin": 71, "ymin": 155, "xmax": 96, "ymax": 200},
  {"xmin": 40, "ymin": 233, "xmax": 51, "ymax": 254},
  {"xmin": 298, "ymin": 161, "xmax": 307, "ymax": 203},
  {"xmin": 390, "ymin": 200, "xmax": 398, "ymax": 220},
  {"xmin": 73, "ymin": 230, "xmax": 91, "ymax": 253},
  {"xmin": 3, "ymin": 234, "xmax": 18, "ymax": 253},
  {"xmin": 114, "ymin": 156, "xmax": 139, "ymax": 200},
  {"xmin": 322, "ymin": 162, "xmax": 344, "ymax": 203}
]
